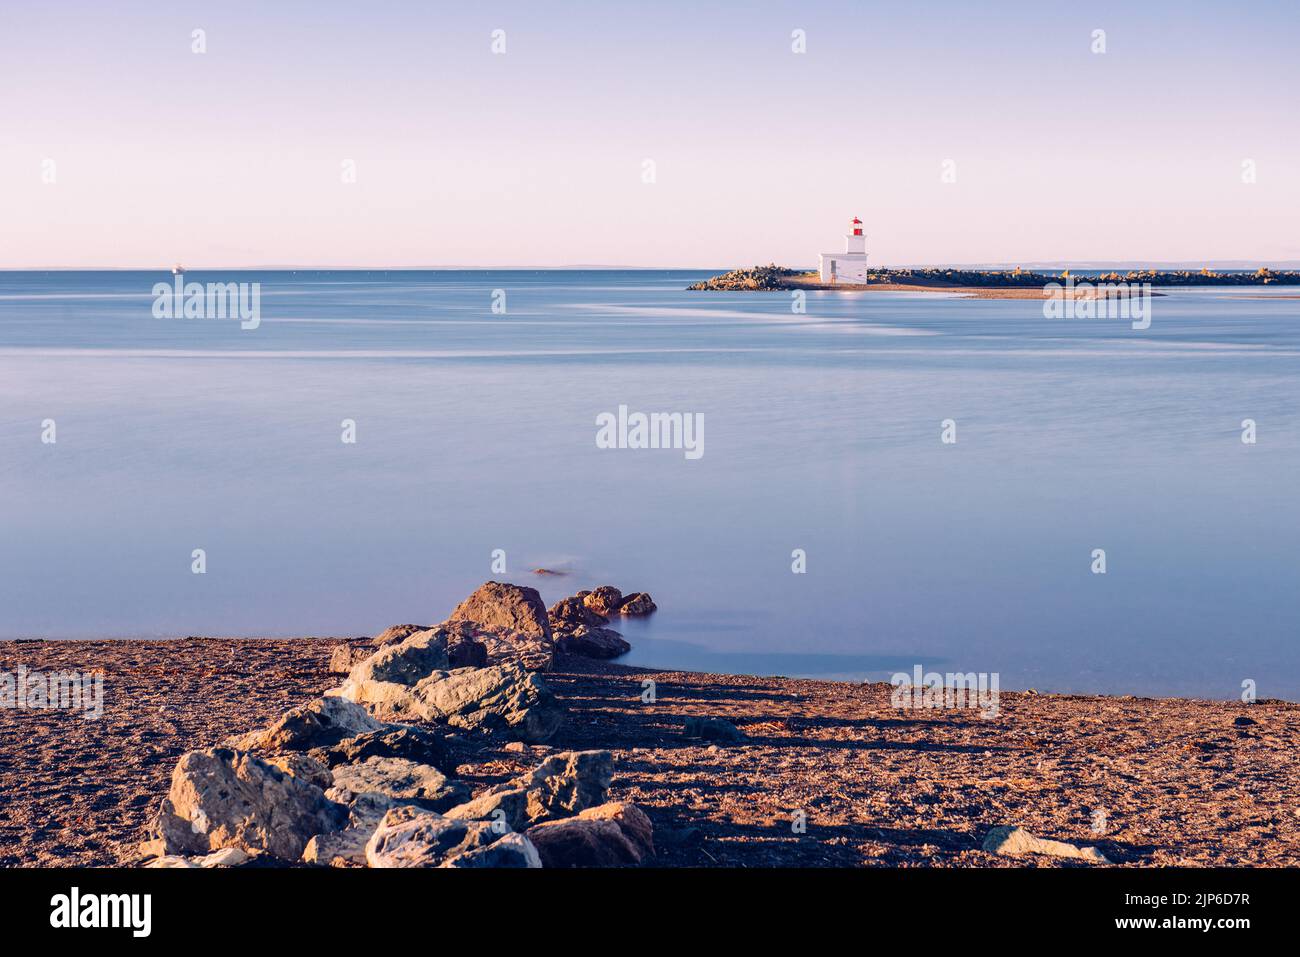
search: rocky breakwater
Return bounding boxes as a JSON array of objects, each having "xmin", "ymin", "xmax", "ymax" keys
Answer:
[
  {"xmin": 687, "ymin": 264, "xmax": 804, "ymax": 291},
  {"xmin": 138, "ymin": 580, "xmax": 659, "ymax": 868},
  {"xmin": 688, "ymin": 264, "xmax": 1300, "ymax": 293}
]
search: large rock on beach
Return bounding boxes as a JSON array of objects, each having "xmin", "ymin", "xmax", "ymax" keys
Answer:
[
  {"xmin": 684, "ymin": 715, "xmax": 746, "ymax": 743},
  {"xmin": 365, "ymin": 806, "xmax": 541, "ymax": 868},
  {"xmin": 308, "ymin": 724, "xmax": 450, "ymax": 774},
  {"xmin": 372, "ymin": 622, "xmax": 486, "ymax": 666},
  {"xmin": 440, "ymin": 618, "xmax": 548, "ymax": 671},
  {"xmin": 146, "ymin": 847, "xmax": 254, "ymax": 869},
  {"xmin": 576, "ymin": 801, "xmax": 654, "ymax": 858},
  {"xmin": 511, "ymin": 749, "xmax": 614, "ymax": 824},
  {"xmin": 982, "ymin": 826, "xmax": 1111, "ymax": 864},
  {"xmin": 338, "ymin": 659, "xmax": 564, "ymax": 743},
  {"xmin": 449, "ymin": 581, "xmax": 553, "ymax": 641},
  {"xmin": 329, "ymin": 643, "xmax": 372, "ymax": 674},
  {"xmin": 371, "ymin": 624, "xmax": 430, "ymax": 648},
  {"xmin": 528, "ymin": 802, "xmax": 654, "ymax": 867},
  {"xmin": 150, "ymin": 747, "xmax": 344, "ymax": 861},
  {"xmin": 303, "ymin": 792, "xmax": 416, "ymax": 868},
  {"xmin": 347, "ymin": 628, "xmax": 449, "ymax": 686},
  {"xmin": 225, "ymin": 696, "xmax": 384, "ymax": 753},
  {"xmin": 416, "ymin": 663, "xmax": 564, "ymax": 742},
  {"xmin": 444, "ymin": 787, "xmax": 532, "ymax": 833},
  {"xmin": 327, "ymin": 756, "xmax": 468, "ymax": 811},
  {"xmin": 335, "ymin": 627, "xmax": 458, "ymax": 719},
  {"xmin": 264, "ymin": 752, "xmax": 333, "ymax": 790},
  {"xmin": 443, "ymin": 749, "xmax": 615, "ymax": 831}
]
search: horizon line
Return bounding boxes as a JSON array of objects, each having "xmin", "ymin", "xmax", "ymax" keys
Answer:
[{"xmin": 4, "ymin": 260, "xmax": 1300, "ymax": 273}]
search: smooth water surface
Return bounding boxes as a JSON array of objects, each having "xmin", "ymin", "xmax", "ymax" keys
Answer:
[{"xmin": 2, "ymin": 270, "xmax": 1297, "ymax": 698}]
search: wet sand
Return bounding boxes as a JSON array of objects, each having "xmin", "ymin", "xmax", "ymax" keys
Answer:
[{"xmin": 2, "ymin": 638, "xmax": 1297, "ymax": 867}]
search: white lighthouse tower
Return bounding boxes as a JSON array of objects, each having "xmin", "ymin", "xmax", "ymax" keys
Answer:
[{"xmin": 818, "ymin": 217, "xmax": 868, "ymax": 284}]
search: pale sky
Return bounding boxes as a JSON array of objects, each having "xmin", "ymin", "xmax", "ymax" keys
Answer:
[{"xmin": 1, "ymin": 0, "xmax": 1297, "ymax": 268}]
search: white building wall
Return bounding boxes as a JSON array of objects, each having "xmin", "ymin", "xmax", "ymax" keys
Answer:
[{"xmin": 819, "ymin": 254, "xmax": 868, "ymax": 284}]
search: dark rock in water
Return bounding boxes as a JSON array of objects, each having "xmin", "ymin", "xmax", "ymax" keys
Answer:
[
  {"xmin": 617, "ymin": 592, "xmax": 657, "ymax": 616},
  {"xmin": 549, "ymin": 591, "xmax": 631, "ymax": 658},
  {"xmin": 371, "ymin": 624, "xmax": 431, "ymax": 648},
  {"xmin": 582, "ymin": 585, "xmax": 624, "ymax": 617},
  {"xmin": 683, "ymin": 716, "xmax": 746, "ymax": 743},
  {"xmin": 308, "ymin": 725, "xmax": 450, "ymax": 773},
  {"xmin": 549, "ymin": 595, "xmax": 608, "ymax": 628},
  {"xmin": 555, "ymin": 625, "xmax": 631, "ymax": 659},
  {"xmin": 449, "ymin": 581, "xmax": 552, "ymax": 641}
]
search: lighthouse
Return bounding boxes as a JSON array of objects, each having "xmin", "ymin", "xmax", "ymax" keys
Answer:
[{"xmin": 818, "ymin": 217, "xmax": 869, "ymax": 284}]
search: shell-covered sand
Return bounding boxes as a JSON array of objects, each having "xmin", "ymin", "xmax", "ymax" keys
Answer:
[{"xmin": 2, "ymin": 638, "xmax": 1297, "ymax": 867}]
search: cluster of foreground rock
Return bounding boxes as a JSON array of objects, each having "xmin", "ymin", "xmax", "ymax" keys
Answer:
[{"xmin": 138, "ymin": 581, "xmax": 658, "ymax": 868}]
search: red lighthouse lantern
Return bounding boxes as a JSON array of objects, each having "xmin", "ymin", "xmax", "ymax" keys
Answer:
[{"xmin": 851, "ymin": 217, "xmax": 863, "ymax": 237}]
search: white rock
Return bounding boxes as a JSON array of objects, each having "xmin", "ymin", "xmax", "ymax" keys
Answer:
[
  {"xmin": 196, "ymin": 847, "xmax": 252, "ymax": 868},
  {"xmin": 982, "ymin": 826, "xmax": 1110, "ymax": 864}
]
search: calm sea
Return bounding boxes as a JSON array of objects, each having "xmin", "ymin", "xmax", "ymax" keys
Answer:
[{"xmin": 2, "ymin": 269, "xmax": 1297, "ymax": 699}]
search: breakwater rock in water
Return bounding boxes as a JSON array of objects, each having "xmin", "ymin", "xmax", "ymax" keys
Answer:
[{"xmin": 689, "ymin": 264, "xmax": 1300, "ymax": 292}]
